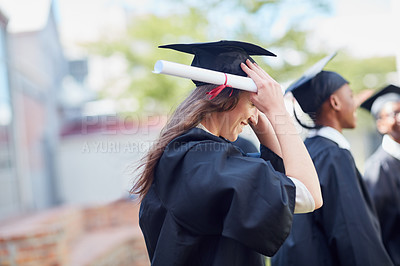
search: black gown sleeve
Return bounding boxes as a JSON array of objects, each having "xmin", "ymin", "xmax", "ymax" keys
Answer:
[
  {"xmin": 260, "ymin": 145, "xmax": 285, "ymax": 173},
  {"xmin": 155, "ymin": 141, "xmax": 296, "ymax": 257}
]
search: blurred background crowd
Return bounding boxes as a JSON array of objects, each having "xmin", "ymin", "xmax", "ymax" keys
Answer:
[{"xmin": 0, "ymin": 0, "xmax": 398, "ymax": 264}]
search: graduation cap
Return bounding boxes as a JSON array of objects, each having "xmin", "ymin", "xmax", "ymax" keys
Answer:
[
  {"xmin": 159, "ymin": 40, "xmax": 276, "ymax": 87},
  {"xmin": 286, "ymin": 52, "xmax": 349, "ymax": 114},
  {"xmin": 360, "ymin": 84, "xmax": 400, "ymax": 118}
]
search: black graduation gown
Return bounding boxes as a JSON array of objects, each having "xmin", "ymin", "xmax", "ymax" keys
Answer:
[
  {"xmin": 364, "ymin": 147, "xmax": 400, "ymax": 266},
  {"xmin": 139, "ymin": 128, "xmax": 296, "ymax": 266},
  {"xmin": 272, "ymin": 136, "xmax": 393, "ymax": 266},
  {"xmin": 233, "ymin": 136, "xmax": 259, "ymax": 153}
]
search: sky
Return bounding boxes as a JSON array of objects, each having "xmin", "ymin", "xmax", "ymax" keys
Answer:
[
  {"xmin": 50, "ymin": 0, "xmax": 399, "ymax": 58},
  {"xmin": 0, "ymin": 0, "xmax": 398, "ymax": 94},
  {"xmin": 1, "ymin": 0, "xmax": 396, "ymax": 59},
  {"xmin": 53, "ymin": 0, "xmax": 399, "ymax": 103},
  {"xmin": 0, "ymin": 0, "xmax": 398, "ymax": 140},
  {"xmin": 311, "ymin": 0, "xmax": 398, "ymax": 58}
]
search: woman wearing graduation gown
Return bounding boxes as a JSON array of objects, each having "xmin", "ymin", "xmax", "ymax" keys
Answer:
[
  {"xmin": 272, "ymin": 54, "xmax": 393, "ymax": 266},
  {"xmin": 131, "ymin": 41, "xmax": 322, "ymax": 266},
  {"xmin": 361, "ymin": 85, "xmax": 400, "ymax": 266}
]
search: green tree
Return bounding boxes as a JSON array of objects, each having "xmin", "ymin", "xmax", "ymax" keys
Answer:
[
  {"xmin": 87, "ymin": 9, "xmax": 209, "ymax": 115},
  {"xmin": 87, "ymin": 0, "xmax": 396, "ymax": 118},
  {"xmin": 85, "ymin": 0, "xmax": 336, "ymax": 115}
]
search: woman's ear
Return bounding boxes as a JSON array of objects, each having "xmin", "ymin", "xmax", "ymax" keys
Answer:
[
  {"xmin": 329, "ymin": 94, "xmax": 341, "ymax": 111},
  {"xmin": 376, "ymin": 116, "xmax": 392, "ymax": 135}
]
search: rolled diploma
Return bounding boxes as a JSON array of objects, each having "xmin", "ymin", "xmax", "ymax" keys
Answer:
[{"xmin": 153, "ymin": 60, "xmax": 257, "ymax": 92}]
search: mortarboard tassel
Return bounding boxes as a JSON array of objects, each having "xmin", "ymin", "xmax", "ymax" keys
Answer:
[{"xmin": 206, "ymin": 73, "xmax": 232, "ymax": 100}]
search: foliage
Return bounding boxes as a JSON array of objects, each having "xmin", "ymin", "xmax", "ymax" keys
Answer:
[
  {"xmin": 233, "ymin": 26, "xmax": 397, "ymax": 91},
  {"xmin": 326, "ymin": 55, "xmax": 396, "ymax": 93},
  {"xmin": 86, "ymin": 9, "xmax": 209, "ymax": 115},
  {"xmin": 85, "ymin": 0, "xmax": 397, "ymax": 118}
]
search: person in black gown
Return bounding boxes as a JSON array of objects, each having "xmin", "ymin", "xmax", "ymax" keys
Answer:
[
  {"xmin": 272, "ymin": 54, "xmax": 393, "ymax": 266},
  {"xmin": 131, "ymin": 40, "xmax": 323, "ymax": 266},
  {"xmin": 361, "ymin": 84, "xmax": 400, "ymax": 266}
]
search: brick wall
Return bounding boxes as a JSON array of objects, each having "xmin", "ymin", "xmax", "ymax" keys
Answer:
[
  {"xmin": 0, "ymin": 199, "xmax": 149, "ymax": 266},
  {"xmin": 83, "ymin": 199, "xmax": 140, "ymax": 231}
]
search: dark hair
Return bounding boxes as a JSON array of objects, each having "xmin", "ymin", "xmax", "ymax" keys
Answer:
[
  {"xmin": 130, "ymin": 85, "xmax": 242, "ymax": 200},
  {"xmin": 293, "ymin": 107, "xmax": 323, "ymax": 130}
]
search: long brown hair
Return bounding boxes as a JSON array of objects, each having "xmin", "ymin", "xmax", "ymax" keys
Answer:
[{"xmin": 131, "ymin": 85, "xmax": 242, "ymax": 200}]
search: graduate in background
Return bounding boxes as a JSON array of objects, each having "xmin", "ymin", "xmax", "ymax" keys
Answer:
[
  {"xmin": 361, "ymin": 84, "xmax": 400, "ymax": 266},
  {"xmin": 131, "ymin": 40, "xmax": 322, "ymax": 266},
  {"xmin": 272, "ymin": 54, "xmax": 393, "ymax": 266}
]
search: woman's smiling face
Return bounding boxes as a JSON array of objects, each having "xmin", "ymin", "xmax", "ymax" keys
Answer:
[{"xmin": 218, "ymin": 91, "xmax": 258, "ymax": 142}]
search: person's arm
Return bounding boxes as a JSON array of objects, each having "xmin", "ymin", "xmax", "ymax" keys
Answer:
[
  {"xmin": 250, "ymin": 111, "xmax": 282, "ymax": 157},
  {"xmin": 241, "ymin": 60, "xmax": 323, "ymax": 209}
]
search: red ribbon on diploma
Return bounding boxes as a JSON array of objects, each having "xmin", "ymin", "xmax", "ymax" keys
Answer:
[{"xmin": 206, "ymin": 73, "xmax": 233, "ymax": 99}]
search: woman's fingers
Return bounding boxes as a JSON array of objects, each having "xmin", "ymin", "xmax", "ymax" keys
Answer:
[
  {"xmin": 254, "ymin": 63, "xmax": 273, "ymax": 80},
  {"xmin": 242, "ymin": 59, "xmax": 285, "ymax": 115},
  {"xmin": 245, "ymin": 59, "xmax": 272, "ymax": 80},
  {"xmin": 240, "ymin": 61, "xmax": 260, "ymax": 80},
  {"xmin": 243, "ymin": 60, "xmax": 281, "ymax": 94},
  {"xmin": 241, "ymin": 62, "xmax": 265, "ymax": 90}
]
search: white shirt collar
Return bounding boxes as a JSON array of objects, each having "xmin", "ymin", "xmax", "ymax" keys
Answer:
[
  {"xmin": 308, "ymin": 126, "xmax": 351, "ymax": 150},
  {"xmin": 196, "ymin": 123, "xmax": 214, "ymax": 135},
  {"xmin": 382, "ymin": 134, "xmax": 400, "ymax": 160}
]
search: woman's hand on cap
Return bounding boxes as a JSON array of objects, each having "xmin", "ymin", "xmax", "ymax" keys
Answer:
[{"xmin": 241, "ymin": 60, "xmax": 285, "ymax": 115}]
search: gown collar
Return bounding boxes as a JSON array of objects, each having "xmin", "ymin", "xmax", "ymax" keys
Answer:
[
  {"xmin": 382, "ymin": 134, "xmax": 400, "ymax": 160},
  {"xmin": 196, "ymin": 123, "xmax": 231, "ymax": 143},
  {"xmin": 308, "ymin": 126, "xmax": 351, "ymax": 150}
]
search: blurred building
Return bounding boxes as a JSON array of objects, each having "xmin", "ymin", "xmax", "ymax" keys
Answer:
[
  {"xmin": 0, "ymin": 4, "xmax": 151, "ymax": 263},
  {"xmin": 0, "ymin": 0, "xmax": 162, "ymax": 221},
  {"xmin": 0, "ymin": 7, "xmax": 17, "ymax": 219},
  {"xmin": 0, "ymin": 0, "xmax": 68, "ymax": 219}
]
